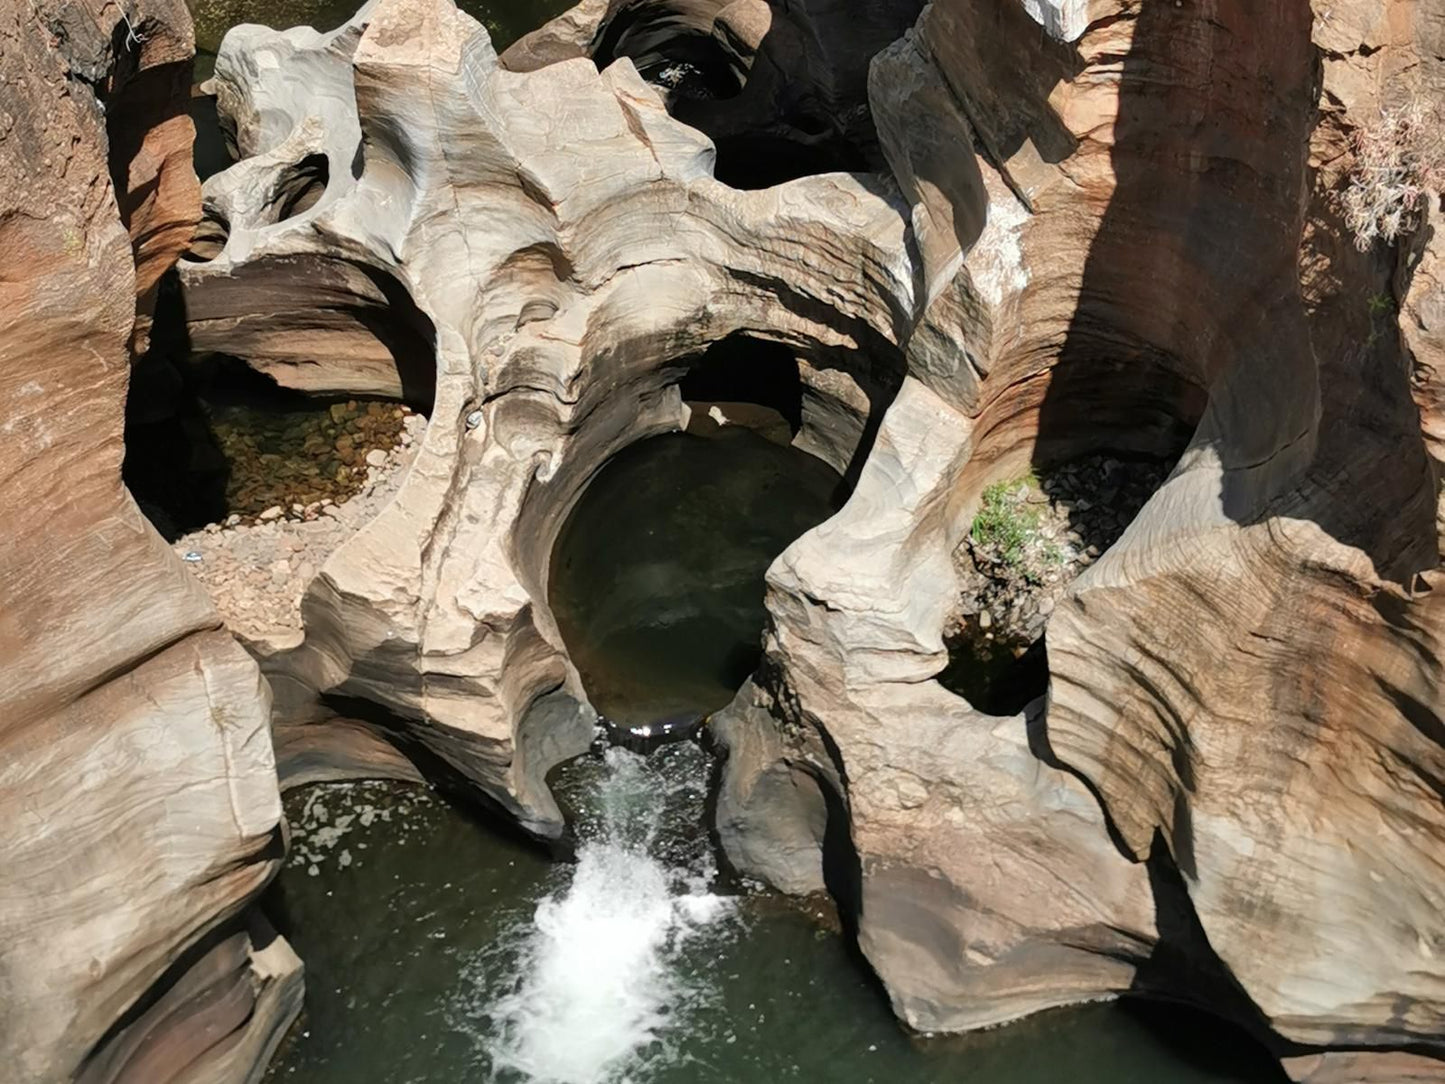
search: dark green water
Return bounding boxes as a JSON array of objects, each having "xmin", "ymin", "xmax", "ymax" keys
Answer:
[
  {"xmin": 261, "ymin": 430, "xmax": 1288, "ymax": 1084},
  {"xmin": 548, "ymin": 428, "xmax": 844, "ymax": 727},
  {"xmin": 262, "ymin": 763, "xmax": 1287, "ymax": 1084}
]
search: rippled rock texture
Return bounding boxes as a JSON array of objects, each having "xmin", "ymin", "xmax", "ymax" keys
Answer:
[
  {"xmin": 139, "ymin": 0, "xmax": 1445, "ymax": 1078},
  {"xmin": 721, "ymin": 0, "xmax": 1445, "ymax": 1076},
  {"xmin": 183, "ymin": 0, "xmax": 916, "ymax": 836},
  {"xmin": 0, "ymin": 1, "xmax": 296, "ymax": 1080}
]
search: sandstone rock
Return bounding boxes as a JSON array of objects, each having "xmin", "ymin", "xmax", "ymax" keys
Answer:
[
  {"xmin": 144, "ymin": 0, "xmax": 1445, "ymax": 1079},
  {"xmin": 719, "ymin": 0, "xmax": 1445, "ymax": 1074},
  {"xmin": 186, "ymin": 0, "xmax": 917, "ymax": 837},
  {"xmin": 714, "ymin": 377, "xmax": 1157, "ymax": 1032},
  {"xmin": 0, "ymin": 6, "xmax": 289, "ymax": 1080}
]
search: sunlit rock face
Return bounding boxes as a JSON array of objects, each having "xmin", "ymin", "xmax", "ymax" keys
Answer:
[
  {"xmin": 181, "ymin": 0, "xmax": 917, "ymax": 836},
  {"xmin": 139, "ymin": 0, "xmax": 1445, "ymax": 1079},
  {"xmin": 0, "ymin": 1, "xmax": 294, "ymax": 1081},
  {"xmin": 719, "ymin": 0, "xmax": 1445, "ymax": 1076}
]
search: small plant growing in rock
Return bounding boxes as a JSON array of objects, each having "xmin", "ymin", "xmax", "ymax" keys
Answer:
[
  {"xmin": 972, "ymin": 475, "xmax": 1044, "ymax": 570},
  {"xmin": 1339, "ymin": 101, "xmax": 1444, "ymax": 251}
]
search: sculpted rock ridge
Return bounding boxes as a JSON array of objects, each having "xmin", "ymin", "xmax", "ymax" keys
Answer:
[
  {"xmin": 5, "ymin": 0, "xmax": 1442, "ymax": 1079},
  {"xmin": 181, "ymin": 0, "xmax": 917, "ymax": 836},
  {"xmin": 721, "ymin": 0, "xmax": 1445, "ymax": 1080}
]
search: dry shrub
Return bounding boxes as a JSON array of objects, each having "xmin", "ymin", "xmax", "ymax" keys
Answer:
[{"xmin": 1339, "ymin": 101, "xmax": 1445, "ymax": 251}]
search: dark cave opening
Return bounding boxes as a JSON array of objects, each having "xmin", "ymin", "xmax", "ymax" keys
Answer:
[
  {"xmin": 123, "ymin": 273, "xmax": 432, "ymax": 541},
  {"xmin": 592, "ymin": 1, "xmax": 750, "ymax": 102},
  {"xmin": 123, "ymin": 350, "xmax": 422, "ymax": 541},
  {"xmin": 589, "ymin": 0, "xmax": 882, "ymax": 190},
  {"xmin": 268, "ymin": 153, "xmax": 330, "ymax": 222},
  {"xmin": 709, "ymin": 130, "xmax": 872, "ymax": 191},
  {"xmin": 677, "ymin": 334, "xmax": 804, "ymax": 436}
]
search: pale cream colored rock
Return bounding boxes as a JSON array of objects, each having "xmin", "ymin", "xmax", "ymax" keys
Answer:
[{"xmin": 186, "ymin": 0, "xmax": 916, "ymax": 836}]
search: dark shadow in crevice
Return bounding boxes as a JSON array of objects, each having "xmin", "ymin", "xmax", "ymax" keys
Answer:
[
  {"xmin": 1127, "ymin": 832, "xmax": 1293, "ymax": 1070},
  {"xmin": 678, "ymin": 333, "xmax": 804, "ymax": 433},
  {"xmin": 1116, "ymin": 998, "xmax": 1292, "ymax": 1083},
  {"xmin": 182, "ymin": 206, "xmax": 230, "ymax": 264},
  {"xmin": 124, "ymin": 269, "xmax": 227, "ymax": 539},
  {"xmin": 267, "ymin": 152, "xmax": 330, "ymax": 222},
  {"xmin": 190, "ymin": 90, "xmax": 234, "ymax": 181},
  {"xmin": 592, "ymin": 0, "xmax": 921, "ymax": 189},
  {"xmin": 354, "ymin": 264, "xmax": 438, "ymax": 412},
  {"xmin": 711, "ymin": 132, "xmax": 871, "ymax": 190},
  {"xmin": 938, "ymin": 632, "xmax": 1048, "ymax": 717}
]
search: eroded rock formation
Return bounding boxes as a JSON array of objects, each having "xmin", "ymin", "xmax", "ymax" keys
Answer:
[
  {"xmin": 22, "ymin": 0, "xmax": 1443, "ymax": 1078},
  {"xmin": 182, "ymin": 0, "xmax": 916, "ymax": 836},
  {"xmin": 721, "ymin": 0, "xmax": 1445, "ymax": 1076},
  {"xmin": 0, "ymin": 2, "xmax": 296, "ymax": 1080}
]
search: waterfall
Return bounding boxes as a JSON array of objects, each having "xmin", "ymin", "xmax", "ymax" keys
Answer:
[{"xmin": 481, "ymin": 746, "xmax": 731, "ymax": 1084}]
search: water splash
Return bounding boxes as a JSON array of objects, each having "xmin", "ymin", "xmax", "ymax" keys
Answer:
[{"xmin": 479, "ymin": 746, "xmax": 732, "ymax": 1084}]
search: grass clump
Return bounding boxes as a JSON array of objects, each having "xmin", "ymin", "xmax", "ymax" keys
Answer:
[
  {"xmin": 972, "ymin": 475, "xmax": 1044, "ymax": 568},
  {"xmin": 1339, "ymin": 101, "xmax": 1444, "ymax": 251}
]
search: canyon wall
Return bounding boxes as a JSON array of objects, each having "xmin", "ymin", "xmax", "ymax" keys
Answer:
[
  {"xmin": 0, "ymin": 1, "xmax": 297, "ymax": 1080},
  {"xmin": 719, "ymin": 0, "xmax": 1445, "ymax": 1079},
  {"xmin": 14, "ymin": 0, "xmax": 1439, "ymax": 1079}
]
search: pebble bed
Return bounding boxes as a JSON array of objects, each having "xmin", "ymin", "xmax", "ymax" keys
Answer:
[{"xmin": 171, "ymin": 409, "xmax": 426, "ymax": 643}]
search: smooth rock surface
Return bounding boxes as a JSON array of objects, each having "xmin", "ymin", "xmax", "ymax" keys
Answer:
[
  {"xmin": 720, "ymin": 0, "xmax": 1445, "ymax": 1074},
  {"xmin": 183, "ymin": 0, "xmax": 916, "ymax": 837},
  {"xmin": 0, "ymin": 3, "xmax": 291, "ymax": 1079}
]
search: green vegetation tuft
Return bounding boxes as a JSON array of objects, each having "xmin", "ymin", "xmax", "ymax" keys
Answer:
[
  {"xmin": 971, "ymin": 476, "xmax": 1043, "ymax": 568},
  {"xmin": 1366, "ymin": 291, "xmax": 1396, "ymax": 318}
]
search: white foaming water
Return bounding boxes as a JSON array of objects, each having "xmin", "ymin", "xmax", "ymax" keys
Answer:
[{"xmin": 484, "ymin": 747, "xmax": 731, "ymax": 1084}]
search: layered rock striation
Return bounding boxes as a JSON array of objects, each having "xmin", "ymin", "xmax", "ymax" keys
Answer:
[
  {"xmin": 182, "ymin": 0, "xmax": 918, "ymax": 836},
  {"xmin": 34, "ymin": 0, "xmax": 1444, "ymax": 1079},
  {"xmin": 0, "ymin": 1, "xmax": 297, "ymax": 1081},
  {"xmin": 720, "ymin": 0, "xmax": 1445, "ymax": 1077}
]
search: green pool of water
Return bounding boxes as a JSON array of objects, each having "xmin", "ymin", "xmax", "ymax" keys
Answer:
[
  {"xmin": 548, "ymin": 428, "xmax": 844, "ymax": 727},
  {"xmin": 262, "ymin": 762, "xmax": 1287, "ymax": 1084}
]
